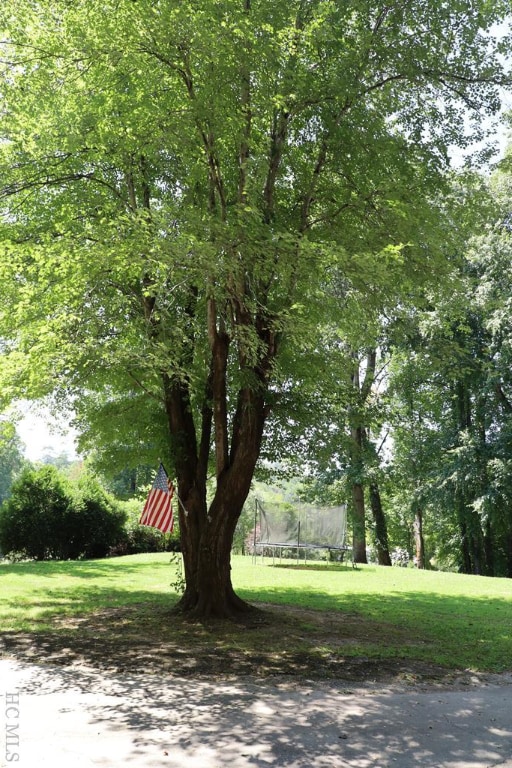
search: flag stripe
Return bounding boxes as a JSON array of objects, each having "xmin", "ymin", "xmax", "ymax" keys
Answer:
[
  {"xmin": 139, "ymin": 465, "xmax": 174, "ymax": 534},
  {"xmin": 141, "ymin": 490, "xmax": 174, "ymax": 532},
  {"xmin": 141, "ymin": 491, "xmax": 172, "ymax": 529}
]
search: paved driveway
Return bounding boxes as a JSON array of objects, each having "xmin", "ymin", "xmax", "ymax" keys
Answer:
[{"xmin": 1, "ymin": 659, "xmax": 512, "ymax": 767}]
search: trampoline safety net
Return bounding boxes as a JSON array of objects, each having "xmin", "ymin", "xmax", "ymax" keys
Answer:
[{"xmin": 254, "ymin": 499, "xmax": 348, "ymax": 551}]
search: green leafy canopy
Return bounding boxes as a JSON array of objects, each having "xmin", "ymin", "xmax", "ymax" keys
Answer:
[{"xmin": 0, "ymin": 0, "xmax": 509, "ymax": 467}]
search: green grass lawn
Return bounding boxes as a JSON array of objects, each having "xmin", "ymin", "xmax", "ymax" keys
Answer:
[
  {"xmin": 1, "ymin": 553, "xmax": 511, "ymax": 676},
  {"xmin": 238, "ymin": 557, "xmax": 512, "ymax": 672}
]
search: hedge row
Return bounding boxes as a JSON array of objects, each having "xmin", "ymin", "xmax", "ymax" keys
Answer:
[{"xmin": 0, "ymin": 465, "xmax": 180, "ymax": 561}]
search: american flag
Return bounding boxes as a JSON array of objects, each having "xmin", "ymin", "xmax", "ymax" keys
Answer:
[{"xmin": 139, "ymin": 464, "xmax": 174, "ymax": 533}]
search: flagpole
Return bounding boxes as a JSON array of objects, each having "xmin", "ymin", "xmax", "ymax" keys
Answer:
[
  {"xmin": 155, "ymin": 461, "xmax": 187, "ymax": 589},
  {"xmin": 173, "ymin": 488, "xmax": 189, "ymax": 518},
  {"xmin": 158, "ymin": 460, "xmax": 189, "ymax": 518}
]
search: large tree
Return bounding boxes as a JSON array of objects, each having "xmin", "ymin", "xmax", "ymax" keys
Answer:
[{"xmin": 0, "ymin": 1, "xmax": 509, "ymax": 615}]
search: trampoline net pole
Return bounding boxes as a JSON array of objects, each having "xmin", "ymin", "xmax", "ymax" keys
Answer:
[{"xmin": 252, "ymin": 499, "xmax": 258, "ymax": 565}]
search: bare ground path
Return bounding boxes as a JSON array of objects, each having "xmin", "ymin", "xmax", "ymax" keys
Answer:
[{"xmin": 1, "ymin": 657, "xmax": 512, "ymax": 768}]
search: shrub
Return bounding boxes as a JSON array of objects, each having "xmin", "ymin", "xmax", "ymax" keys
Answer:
[
  {"xmin": 110, "ymin": 521, "xmax": 181, "ymax": 556},
  {"xmin": 70, "ymin": 473, "xmax": 127, "ymax": 559},
  {"xmin": 126, "ymin": 524, "xmax": 167, "ymax": 554},
  {"xmin": 391, "ymin": 547, "xmax": 411, "ymax": 567},
  {"xmin": 0, "ymin": 466, "xmax": 126, "ymax": 560},
  {"xmin": 0, "ymin": 466, "xmax": 71, "ymax": 559}
]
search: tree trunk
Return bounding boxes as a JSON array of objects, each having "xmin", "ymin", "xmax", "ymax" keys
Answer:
[
  {"xmin": 349, "ymin": 419, "xmax": 368, "ymax": 563},
  {"xmin": 164, "ymin": 357, "xmax": 270, "ymax": 617},
  {"xmin": 454, "ymin": 379, "xmax": 485, "ymax": 575},
  {"xmin": 177, "ymin": 491, "xmax": 251, "ymax": 618},
  {"xmin": 369, "ymin": 482, "xmax": 392, "ymax": 566},
  {"xmin": 506, "ymin": 529, "xmax": 512, "ymax": 579},
  {"xmin": 351, "ymin": 481, "xmax": 368, "ymax": 563},
  {"xmin": 483, "ymin": 518, "xmax": 494, "ymax": 577},
  {"xmin": 456, "ymin": 486, "xmax": 472, "ymax": 574},
  {"xmin": 347, "ymin": 351, "xmax": 378, "ymax": 565},
  {"xmin": 413, "ymin": 506, "xmax": 425, "ymax": 569}
]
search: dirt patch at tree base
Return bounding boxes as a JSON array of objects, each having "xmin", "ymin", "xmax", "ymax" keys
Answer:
[{"xmin": 0, "ymin": 601, "xmax": 508, "ymax": 692}]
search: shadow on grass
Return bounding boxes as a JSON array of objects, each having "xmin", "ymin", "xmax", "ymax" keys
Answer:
[
  {"xmin": 1, "ymin": 555, "xmax": 512, "ymax": 676},
  {"xmin": 244, "ymin": 584, "xmax": 512, "ymax": 672},
  {"xmin": 271, "ymin": 563, "xmax": 355, "ymax": 572},
  {"xmin": 0, "ymin": 555, "xmax": 173, "ymax": 579},
  {"xmin": 1, "ymin": 575, "xmax": 512, "ymax": 679}
]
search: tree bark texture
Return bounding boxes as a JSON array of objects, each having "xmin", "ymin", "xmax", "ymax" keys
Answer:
[
  {"xmin": 177, "ymin": 486, "xmax": 253, "ymax": 618},
  {"xmin": 506, "ymin": 531, "xmax": 512, "ymax": 579},
  {"xmin": 162, "ymin": 294, "xmax": 273, "ymax": 617},
  {"xmin": 351, "ymin": 480, "xmax": 368, "ymax": 564},
  {"xmin": 369, "ymin": 482, "xmax": 392, "ymax": 566},
  {"xmin": 347, "ymin": 351, "xmax": 379, "ymax": 564},
  {"xmin": 454, "ymin": 379, "xmax": 486, "ymax": 575},
  {"xmin": 413, "ymin": 506, "xmax": 425, "ymax": 569}
]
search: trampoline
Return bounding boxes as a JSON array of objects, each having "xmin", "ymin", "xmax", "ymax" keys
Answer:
[{"xmin": 252, "ymin": 499, "xmax": 350, "ymax": 564}]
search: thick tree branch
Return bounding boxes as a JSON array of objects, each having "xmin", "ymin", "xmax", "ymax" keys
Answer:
[
  {"xmin": 1, "ymin": 171, "xmax": 123, "ymax": 201},
  {"xmin": 208, "ymin": 297, "xmax": 230, "ymax": 478},
  {"xmin": 495, "ymin": 382, "xmax": 512, "ymax": 414},
  {"xmin": 238, "ymin": 0, "xmax": 252, "ymax": 206},
  {"xmin": 361, "ymin": 349, "xmax": 377, "ymax": 402}
]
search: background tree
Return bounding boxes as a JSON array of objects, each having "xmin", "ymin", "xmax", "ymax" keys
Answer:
[
  {"xmin": 0, "ymin": 421, "xmax": 25, "ymax": 505},
  {"xmin": 387, "ymin": 164, "xmax": 512, "ymax": 575},
  {"xmin": 0, "ymin": 1, "xmax": 510, "ymax": 613}
]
